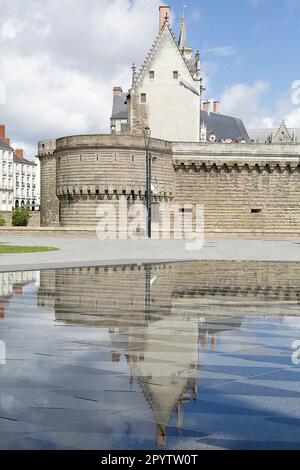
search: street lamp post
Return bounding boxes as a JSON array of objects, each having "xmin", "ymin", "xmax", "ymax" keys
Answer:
[
  {"xmin": 144, "ymin": 127, "xmax": 152, "ymax": 238},
  {"xmin": 199, "ymin": 77, "xmax": 206, "ymax": 141}
]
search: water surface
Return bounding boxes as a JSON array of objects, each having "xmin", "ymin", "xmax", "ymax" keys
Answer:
[{"xmin": 1, "ymin": 261, "xmax": 300, "ymax": 450}]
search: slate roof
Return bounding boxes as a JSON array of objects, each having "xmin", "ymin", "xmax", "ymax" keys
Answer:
[
  {"xmin": 201, "ymin": 110, "xmax": 250, "ymax": 142},
  {"xmin": 111, "ymin": 93, "xmax": 128, "ymax": 120},
  {"xmin": 0, "ymin": 139, "xmax": 14, "ymax": 152},
  {"xmin": 13, "ymin": 155, "xmax": 37, "ymax": 166},
  {"xmin": 111, "ymin": 100, "xmax": 250, "ymax": 142},
  {"xmin": 185, "ymin": 58, "xmax": 197, "ymax": 75},
  {"xmin": 248, "ymin": 128, "xmax": 300, "ymax": 143}
]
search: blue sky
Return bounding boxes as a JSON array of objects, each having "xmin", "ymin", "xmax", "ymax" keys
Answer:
[
  {"xmin": 1, "ymin": 0, "xmax": 299, "ymax": 157},
  {"xmin": 169, "ymin": 0, "xmax": 300, "ymax": 126}
]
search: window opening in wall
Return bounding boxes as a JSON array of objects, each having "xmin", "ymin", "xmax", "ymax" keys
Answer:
[
  {"xmin": 141, "ymin": 93, "xmax": 147, "ymax": 103},
  {"xmin": 173, "ymin": 71, "xmax": 179, "ymax": 79},
  {"xmin": 251, "ymin": 208, "xmax": 262, "ymax": 214},
  {"xmin": 179, "ymin": 208, "xmax": 193, "ymax": 213},
  {"xmin": 149, "ymin": 71, "xmax": 154, "ymax": 79}
]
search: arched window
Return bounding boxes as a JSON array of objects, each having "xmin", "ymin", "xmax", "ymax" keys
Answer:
[
  {"xmin": 15, "ymin": 200, "xmax": 19, "ymax": 209},
  {"xmin": 31, "ymin": 200, "xmax": 36, "ymax": 212},
  {"xmin": 21, "ymin": 200, "xmax": 25, "ymax": 208}
]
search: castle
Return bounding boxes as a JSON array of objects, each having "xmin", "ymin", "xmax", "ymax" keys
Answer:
[{"xmin": 38, "ymin": 6, "xmax": 300, "ymax": 237}]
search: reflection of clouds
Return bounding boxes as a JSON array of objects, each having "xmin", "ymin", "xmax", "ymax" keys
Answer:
[
  {"xmin": 0, "ymin": 340, "xmax": 6, "ymax": 365},
  {"xmin": 282, "ymin": 316, "xmax": 300, "ymax": 330},
  {"xmin": 0, "ymin": 392, "xmax": 19, "ymax": 413}
]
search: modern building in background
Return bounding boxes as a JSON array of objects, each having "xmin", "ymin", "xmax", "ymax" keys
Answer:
[{"xmin": 0, "ymin": 124, "xmax": 39, "ymax": 212}]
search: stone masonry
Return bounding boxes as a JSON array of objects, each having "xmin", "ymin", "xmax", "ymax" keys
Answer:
[{"xmin": 38, "ymin": 134, "xmax": 300, "ymax": 236}]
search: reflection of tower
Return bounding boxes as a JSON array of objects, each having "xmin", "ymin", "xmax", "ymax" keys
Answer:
[{"xmin": 125, "ymin": 314, "xmax": 200, "ymax": 447}]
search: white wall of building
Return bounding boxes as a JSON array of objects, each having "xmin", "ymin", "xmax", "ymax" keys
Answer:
[
  {"xmin": 0, "ymin": 147, "xmax": 14, "ymax": 212},
  {"xmin": 132, "ymin": 28, "xmax": 200, "ymax": 142},
  {"xmin": 13, "ymin": 159, "xmax": 37, "ymax": 210}
]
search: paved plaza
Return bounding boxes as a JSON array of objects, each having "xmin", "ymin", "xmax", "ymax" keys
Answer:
[{"xmin": 0, "ymin": 236, "xmax": 300, "ymax": 272}]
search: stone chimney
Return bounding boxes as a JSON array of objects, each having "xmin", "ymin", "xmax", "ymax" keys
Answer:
[
  {"xmin": 15, "ymin": 149, "xmax": 24, "ymax": 159},
  {"xmin": 159, "ymin": 5, "xmax": 170, "ymax": 31},
  {"xmin": 113, "ymin": 86, "xmax": 123, "ymax": 97},
  {"xmin": 213, "ymin": 101, "xmax": 220, "ymax": 113},
  {"xmin": 203, "ymin": 101, "xmax": 211, "ymax": 112}
]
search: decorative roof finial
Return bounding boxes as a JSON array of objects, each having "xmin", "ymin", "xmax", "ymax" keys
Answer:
[
  {"xmin": 131, "ymin": 63, "xmax": 137, "ymax": 84},
  {"xmin": 178, "ymin": 6, "xmax": 188, "ymax": 50}
]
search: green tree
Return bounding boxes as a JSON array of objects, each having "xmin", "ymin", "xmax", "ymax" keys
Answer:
[
  {"xmin": 0, "ymin": 215, "xmax": 5, "ymax": 226},
  {"xmin": 12, "ymin": 208, "xmax": 31, "ymax": 227}
]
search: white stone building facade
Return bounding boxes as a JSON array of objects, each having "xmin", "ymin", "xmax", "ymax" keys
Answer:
[
  {"xmin": 14, "ymin": 152, "xmax": 38, "ymax": 211},
  {"xmin": 0, "ymin": 140, "xmax": 14, "ymax": 212},
  {"xmin": 0, "ymin": 124, "xmax": 39, "ymax": 212},
  {"xmin": 110, "ymin": 6, "xmax": 249, "ymax": 144}
]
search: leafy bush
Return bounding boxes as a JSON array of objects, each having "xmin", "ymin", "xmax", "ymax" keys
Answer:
[
  {"xmin": 0, "ymin": 215, "xmax": 5, "ymax": 226},
  {"xmin": 12, "ymin": 208, "xmax": 31, "ymax": 227}
]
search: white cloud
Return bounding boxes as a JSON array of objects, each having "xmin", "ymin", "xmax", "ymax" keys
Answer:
[
  {"xmin": 219, "ymin": 79, "xmax": 300, "ymax": 130},
  {"xmin": 204, "ymin": 46, "xmax": 237, "ymax": 57},
  {"xmin": 0, "ymin": 0, "xmax": 163, "ymax": 158},
  {"xmin": 220, "ymin": 80, "xmax": 271, "ymax": 126}
]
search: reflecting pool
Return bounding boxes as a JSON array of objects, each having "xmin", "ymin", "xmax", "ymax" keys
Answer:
[{"xmin": 1, "ymin": 261, "xmax": 300, "ymax": 449}]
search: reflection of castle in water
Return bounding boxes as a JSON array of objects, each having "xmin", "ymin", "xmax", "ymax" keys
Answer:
[
  {"xmin": 0, "ymin": 271, "xmax": 39, "ymax": 319},
  {"xmin": 37, "ymin": 260, "xmax": 300, "ymax": 445}
]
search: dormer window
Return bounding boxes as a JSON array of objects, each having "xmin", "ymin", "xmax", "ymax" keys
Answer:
[{"xmin": 149, "ymin": 71, "xmax": 155, "ymax": 79}]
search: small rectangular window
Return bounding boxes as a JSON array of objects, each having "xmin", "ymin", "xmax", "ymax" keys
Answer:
[
  {"xmin": 141, "ymin": 93, "xmax": 147, "ymax": 103},
  {"xmin": 251, "ymin": 208, "xmax": 262, "ymax": 214},
  {"xmin": 179, "ymin": 208, "xmax": 193, "ymax": 213},
  {"xmin": 149, "ymin": 71, "xmax": 154, "ymax": 79},
  {"xmin": 173, "ymin": 71, "xmax": 179, "ymax": 79}
]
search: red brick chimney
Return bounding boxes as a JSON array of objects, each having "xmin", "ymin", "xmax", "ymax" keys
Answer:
[
  {"xmin": 113, "ymin": 86, "xmax": 123, "ymax": 97},
  {"xmin": 15, "ymin": 149, "xmax": 24, "ymax": 159},
  {"xmin": 0, "ymin": 124, "xmax": 5, "ymax": 141},
  {"xmin": 213, "ymin": 100, "xmax": 220, "ymax": 113},
  {"xmin": 159, "ymin": 5, "xmax": 170, "ymax": 31}
]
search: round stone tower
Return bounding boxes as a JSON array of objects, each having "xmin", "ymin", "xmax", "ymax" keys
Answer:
[
  {"xmin": 38, "ymin": 139, "xmax": 60, "ymax": 227},
  {"xmin": 38, "ymin": 134, "xmax": 174, "ymax": 233}
]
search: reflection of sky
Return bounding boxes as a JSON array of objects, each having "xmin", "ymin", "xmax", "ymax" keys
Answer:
[{"xmin": 1, "ymin": 270, "xmax": 300, "ymax": 449}]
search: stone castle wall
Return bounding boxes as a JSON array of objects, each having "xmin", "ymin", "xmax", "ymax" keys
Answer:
[
  {"xmin": 38, "ymin": 139, "xmax": 59, "ymax": 227},
  {"xmin": 173, "ymin": 142, "xmax": 300, "ymax": 235},
  {"xmin": 37, "ymin": 261, "xmax": 300, "ymax": 326},
  {"xmin": 38, "ymin": 135, "xmax": 300, "ymax": 235},
  {"xmin": 39, "ymin": 134, "xmax": 174, "ymax": 231}
]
